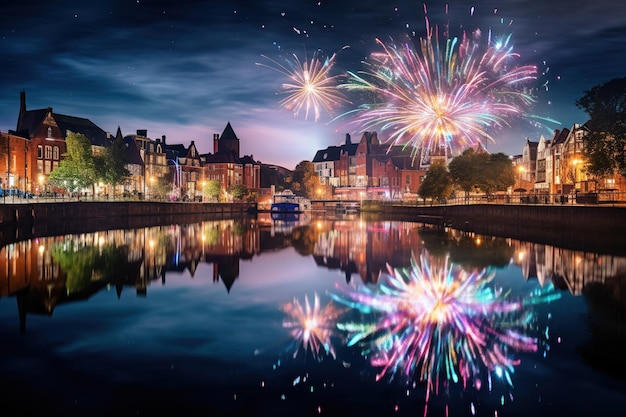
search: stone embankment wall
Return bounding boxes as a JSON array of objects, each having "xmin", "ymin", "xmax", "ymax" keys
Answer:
[
  {"xmin": 362, "ymin": 202, "xmax": 626, "ymax": 254},
  {"xmin": 0, "ymin": 201, "xmax": 256, "ymax": 227}
]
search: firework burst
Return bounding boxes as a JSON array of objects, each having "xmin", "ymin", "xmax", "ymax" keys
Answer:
[
  {"xmin": 331, "ymin": 251, "xmax": 540, "ymax": 403},
  {"xmin": 340, "ymin": 17, "xmax": 538, "ymax": 161},
  {"xmin": 282, "ymin": 293, "xmax": 343, "ymax": 361},
  {"xmin": 257, "ymin": 47, "xmax": 350, "ymax": 122}
]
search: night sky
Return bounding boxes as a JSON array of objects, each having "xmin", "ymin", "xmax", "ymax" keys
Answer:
[{"xmin": 1, "ymin": 0, "xmax": 624, "ymax": 169}]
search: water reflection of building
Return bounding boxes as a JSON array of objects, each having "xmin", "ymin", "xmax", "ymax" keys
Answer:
[
  {"xmin": 3, "ymin": 219, "xmax": 626, "ymax": 332},
  {"xmin": 313, "ymin": 220, "xmax": 423, "ymax": 283},
  {"xmin": 0, "ymin": 219, "xmax": 268, "ymax": 331},
  {"xmin": 509, "ymin": 240, "xmax": 626, "ymax": 295}
]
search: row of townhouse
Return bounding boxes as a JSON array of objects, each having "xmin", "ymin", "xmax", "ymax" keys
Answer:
[
  {"xmin": 1, "ymin": 92, "xmax": 260, "ymax": 200},
  {"xmin": 313, "ymin": 132, "xmax": 427, "ymax": 200},
  {"xmin": 316, "ymin": 122, "xmax": 626, "ymax": 202},
  {"xmin": 513, "ymin": 122, "xmax": 626, "ymax": 198}
]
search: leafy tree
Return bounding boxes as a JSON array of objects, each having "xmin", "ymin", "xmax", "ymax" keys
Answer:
[
  {"xmin": 229, "ymin": 183, "xmax": 248, "ymax": 201},
  {"xmin": 448, "ymin": 148, "xmax": 487, "ymax": 199},
  {"xmin": 418, "ymin": 162, "xmax": 452, "ymax": 203},
  {"xmin": 575, "ymin": 77, "xmax": 626, "ymax": 176},
  {"xmin": 290, "ymin": 160, "xmax": 319, "ymax": 199},
  {"xmin": 204, "ymin": 180, "xmax": 222, "ymax": 201},
  {"xmin": 100, "ymin": 134, "xmax": 131, "ymax": 193},
  {"xmin": 480, "ymin": 152, "xmax": 515, "ymax": 194},
  {"xmin": 49, "ymin": 133, "xmax": 97, "ymax": 194},
  {"xmin": 148, "ymin": 175, "xmax": 172, "ymax": 200}
]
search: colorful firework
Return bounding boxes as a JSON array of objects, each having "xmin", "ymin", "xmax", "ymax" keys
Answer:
[
  {"xmin": 340, "ymin": 16, "xmax": 538, "ymax": 162},
  {"xmin": 331, "ymin": 251, "xmax": 546, "ymax": 405},
  {"xmin": 257, "ymin": 47, "xmax": 350, "ymax": 122},
  {"xmin": 282, "ymin": 293, "xmax": 343, "ymax": 361}
]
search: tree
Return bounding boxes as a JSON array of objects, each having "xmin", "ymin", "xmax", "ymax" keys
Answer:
[
  {"xmin": 448, "ymin": 148, "xmax": 487, "ymax": 199},
  {"xmin": 204, "ymin": 180, "xmax": 222, "ymax": 201},
  {"xmin": 480, "ymin": 152, "xmax": 515, "ymax": 194},
  {"xmin": 229, "ymin": 183, "xmax": 249, "ymax": 201},
  {"xmin": 290, "ymin": 160, "xmax": 319, "ymax": 199},
  {"xmin": 418, "ymin": 162, "xmax": 452, "ymax": 203},
  {"xmin": 99, "ymin": 134, "xmax": 131, "ymax": 194},
  {"xmin": 575, "ymin": 77, "xmax": 626, "ymax": 176},
  {"xmin": 49, "ymin": 133, "xmax": 97, "ymax": 194}
]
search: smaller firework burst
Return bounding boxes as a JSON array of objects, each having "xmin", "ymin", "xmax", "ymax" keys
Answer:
[
  {"xmin": 282, "ymin": 293, "xmax": 343, "ymax": 361},
  {"xmin": 257, "ymin": 47, "xmax": 350, "ymax": 122}
]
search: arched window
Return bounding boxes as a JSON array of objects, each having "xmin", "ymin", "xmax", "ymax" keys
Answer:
[
  {"xmin": 47, "ymin": 127, "xmax": 52, "ymax": 138},
  {"xmin": 53, "ymin": 146, "xmax": 59, "ymax": 160}
]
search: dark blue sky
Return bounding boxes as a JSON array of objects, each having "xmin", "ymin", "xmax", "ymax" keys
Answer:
[{"xmin": 1, "ymin": 0, "xmax": 624, "ymax": 168}]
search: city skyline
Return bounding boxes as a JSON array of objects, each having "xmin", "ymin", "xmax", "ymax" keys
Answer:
[{"xmin": 1, "ymin": 0, "xmax": 624, "ymax": 169}]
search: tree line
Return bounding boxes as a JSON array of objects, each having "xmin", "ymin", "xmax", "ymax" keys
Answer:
[{"xmin": 418, "ymin": 149, "xmax": 515, "ymax": 202}]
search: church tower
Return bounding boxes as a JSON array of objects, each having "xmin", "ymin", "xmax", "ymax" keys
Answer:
[{"xmin": 216, "ymin": 122, "xmax": 240, "ymax": 157}]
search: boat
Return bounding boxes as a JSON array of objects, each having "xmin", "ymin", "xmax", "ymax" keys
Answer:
[{"xmin": 270, "ymin": 189, "xmax": 311, "ymax": 213}]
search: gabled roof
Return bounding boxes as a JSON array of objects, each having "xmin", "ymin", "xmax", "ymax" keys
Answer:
[
  {"xmin": 163, "ymin": 143, "xmax": 187, "ymax": 161},
  {"xmin": 119, "ymin": 127, "xmax": 145, "ymax": 166},
  {"xmin": 15, "ymin": 108, "xmax": 47, "ymax": 138},
  {"xmin": 16, "ymin": 105, "xmax": 109, "ymax": 147},
  {"xmin": 220, "ymin": 122, "xmax": 239, "ymax": 141},
  {"xmin": 312, "ymin": 146, "xmax": 342, "ymax": 162},
  {"xmin": 54, "ymin": 113, "xmax": 109, "ymax": 147},
  {"xmin": 552, "ymin": 128, "xmax": 570, "ymax": 145}
]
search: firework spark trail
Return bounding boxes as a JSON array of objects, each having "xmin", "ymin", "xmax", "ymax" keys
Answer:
[
  {"xmin": 331, "ymin": 251, "xmax": 545, "ymax": 403},
  {"xmin": 281, "ymin": 293, "xmax": 343, "ymax": 361},
  {"xmin": 339, "ymin": 15, "xmax": 538, "ymax": 161},
  {"xmin": 257, "ymin": 47, "xmax": 350, "ymax": 122}
]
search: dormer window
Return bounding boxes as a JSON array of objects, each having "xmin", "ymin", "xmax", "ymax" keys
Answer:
[{"xmin": 47, "ymin": 127, "xmax": 52, "ymax": 138}]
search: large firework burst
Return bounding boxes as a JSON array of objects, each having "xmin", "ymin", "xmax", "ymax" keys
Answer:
[
  {"xmin": 282, "ymin": 293, "xmax": 343, "ymax": 361},
  {"xmin": 257, "ymin": 48, "xmax": 350, "ymax": 122},
  {"xmin": 331, "ymin": 251, "xmax": 543, "ymax": 404},
  {"xmin": 340, "ymin": 18, "xmax": 537, "ymax": 162}
]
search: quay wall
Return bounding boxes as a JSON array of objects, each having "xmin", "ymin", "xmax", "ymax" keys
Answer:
[
  {"xmin": 0, "ymin": 201, "xmax": 256, "ymax": 228},
  {"xmin": 362, "ymin": 202, "xmax": 626, "ymax": 254}
]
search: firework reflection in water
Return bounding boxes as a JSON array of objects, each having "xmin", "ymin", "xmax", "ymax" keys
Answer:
[
  {"xmin": 331, "ymin": 251, "xmax": 558, "ymax": 408},
  {"xmin": 282, "ymin": 293, "xmax": 343, "ymax": 361}
]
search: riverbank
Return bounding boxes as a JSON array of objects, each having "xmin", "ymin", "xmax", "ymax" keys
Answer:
[
  {"xmin": 2, "ymin": 200, "xmax": 625, "ymax": 254},
  {"xmin": 362, "ymin": 201, "xmax": 626, "ymax": 254}
]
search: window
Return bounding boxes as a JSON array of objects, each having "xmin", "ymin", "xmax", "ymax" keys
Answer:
[
  {"xmin": 44, "ymin": 160, "xmax": 51, "ymax": 174},
  {"xmin": 45, "ymin": 145, "xmax": 52, "ymax": 159},
  {"xmin": 37, "ymin": 160, "xmax": 43, "ymax": 174},
  {"xmin": 406, "ymin": 175, "xmax": 410, "ymax": 185},
  {"xmin": 53, "ymin": 146, "xmax": 59, "ymax": 160},
  {"xmin": 37, "ymin": 145, "xmax": 43, "ymax": 159},
  {"xmin": 47, "ymin": 127, "xmax": 52, "ymax": 138}
]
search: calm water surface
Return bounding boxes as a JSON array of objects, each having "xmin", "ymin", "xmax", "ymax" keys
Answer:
[{"xmin": 1, "ymin": 214, "xmax": 625, "ymax": 416}]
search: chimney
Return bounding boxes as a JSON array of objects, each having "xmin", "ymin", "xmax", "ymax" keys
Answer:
[
  {"xmin": 345, "ymin": 133, "xmax": 351, "ymax": 145},
  {"xmin": 19, "ymin": 91, "xmax": 26, "ymax": 114},
  {"xmin": 213, "ymin": 133, "xmax": 219, "ymax": 153},
  {"xmin": 137, "ymin": 129, "xmax": 147, "ymax": 137},
  {"xmin": 162, "ymin": 135, "xmax": 166, "ymax": 144}
]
